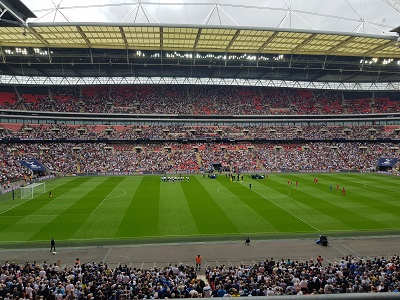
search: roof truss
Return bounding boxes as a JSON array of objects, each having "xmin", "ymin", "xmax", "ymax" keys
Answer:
[{"xmin": 0, "ymin": 23, "xmax": 398, "ymax": 58}]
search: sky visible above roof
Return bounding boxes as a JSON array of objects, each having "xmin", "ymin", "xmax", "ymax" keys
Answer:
[{"xmin": 21, "ymin": 0, "xmax": 400, "ymax": 36}]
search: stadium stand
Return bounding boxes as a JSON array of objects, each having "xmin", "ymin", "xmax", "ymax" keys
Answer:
[
  {"xmin": 1, "ymin": 138, "xmax": 398, "ymax": 184},
  {"xmin": 1, "ymin": 4, "xmax": 400, "ymax": 298},
  {"xmin": 1, "ymin": 123, "xmax": 397, "ymax": 141},
  {"xmin": 0, "ymin": 254, "xmax": 399, "ymax": 298},
  {"xmin": 1, "ymin": 86, "xmax": 400, "ymax": 300},
  {"xmin": 2, "ymin": 86, "xmax": 400, "ymax": 115}
]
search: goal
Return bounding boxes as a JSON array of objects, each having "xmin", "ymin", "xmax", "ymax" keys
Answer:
[{"xmin": 20, "ymin": 182, "xmax": 46, "ymax": 199}]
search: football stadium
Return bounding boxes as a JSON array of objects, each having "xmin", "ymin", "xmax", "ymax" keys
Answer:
[{"xmin": 0, "ymin": 0, "xmax": 400, "ymax": 298}]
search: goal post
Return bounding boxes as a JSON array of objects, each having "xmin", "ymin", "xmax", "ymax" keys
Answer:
[{"xmin": 20, "ymin": 182, "xmax": 46, "ymax": 199}]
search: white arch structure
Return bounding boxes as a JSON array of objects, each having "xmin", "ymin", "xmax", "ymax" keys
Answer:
[{"xmin": 25, "ymin": 0, "xmax": 400, "ymax": 37}]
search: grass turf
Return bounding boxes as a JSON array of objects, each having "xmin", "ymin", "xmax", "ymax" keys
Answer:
[{"xmin": 0, "ymin": 173, "xmax": 399, "ymax": 248}]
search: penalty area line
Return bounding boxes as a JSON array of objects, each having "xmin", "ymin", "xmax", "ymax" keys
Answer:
[
  {"xmin": 363, "ymin": 184, "xmax": 398, "ymax": 193},
  {"xmin": 0, "ymin": 177, "xmax": 76, "ymax": 215},
  {"xmin": 240, "ymin": 182, "xmax": 320, "ymax": 232}
]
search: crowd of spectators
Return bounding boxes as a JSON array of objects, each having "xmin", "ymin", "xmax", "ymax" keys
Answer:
[
  {"xmin": 2, "ymin": 123, "xmax": 399, "ymax": 141},
  {"xmin": 1, "ymin": 139, "xmax": 398, "ymax": 184},
  {"xmin": 2, "ymin": 85, "xmax": 400, "ymax": 115},
  {"xmin": 204, "ymin": 255, "xmax": 400, "ymax": 296},
  {"xmin": 2, "ymin": 85, "xmax": 400, "ymax": 298},
  {"xmin": 2, "ymin": 122, "xmax": 399, "ymax": 185},
  {"xmin": 255, "ymin": 142, "xmax": 388, "ymax": 172},
  {"xmin": 0, "ymin": 254, "xmax": 399, "ymax": 299}
]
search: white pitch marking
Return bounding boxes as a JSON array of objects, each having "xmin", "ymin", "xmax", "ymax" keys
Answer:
[
  {"xmin": 91, "ymin": 182, "xmax": 127, "ymax": 215},
  {"xmin": 239, "ymin": 181, "xmax": 320, "ymax": 232},
  {"xmin": 0, "ymin": 177, "xmax": 75, "ymax": 215}
]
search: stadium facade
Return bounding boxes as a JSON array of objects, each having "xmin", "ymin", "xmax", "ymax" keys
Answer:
[{"xmin": 0, "ymin": 0, "xmax": 400, "ymax": 176}]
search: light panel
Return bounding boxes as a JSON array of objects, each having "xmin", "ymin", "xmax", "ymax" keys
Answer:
[{"xmin": 0, "ymin": 24, "xmax": 397, "ymax": 57}]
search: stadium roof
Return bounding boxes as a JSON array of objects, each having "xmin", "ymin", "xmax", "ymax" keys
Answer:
[
  {"xmin": 0, "ymin": 0, "xmax": 36, "ymax": 26},
  {"xmin": 1, "ymin": 23, "xmax": 400, "ymax": 58},
  {"xmin": 0, "ymin": 0, "xmax": 400, "ymax": 84}
]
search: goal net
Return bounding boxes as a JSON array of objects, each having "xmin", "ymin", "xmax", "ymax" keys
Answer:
[{"xmin": 20, "ymin": 182, "xmax": 46, "ymax": 199}]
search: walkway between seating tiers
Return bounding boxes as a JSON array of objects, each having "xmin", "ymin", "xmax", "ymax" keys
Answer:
[{"xmin": 0, "ymin": 236, "xmax": 399, "ymax": 270}]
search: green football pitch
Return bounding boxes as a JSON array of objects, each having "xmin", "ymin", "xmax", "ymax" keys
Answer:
[{"xmin": 0, "ymin": 173, "xmax": 399, "ymax": 248}]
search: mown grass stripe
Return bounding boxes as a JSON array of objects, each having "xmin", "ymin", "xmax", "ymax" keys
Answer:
[
  {"xmin": 199, "ymin": 177, "xmax": 279, "ymax": 234},
  {"xmin": 315, "ymin": 173, "xmax": 400, "ymax": 222},
  {"xmin": 181, "ymin": 176, "xmax": 238, "ymax": 235},
  {"xmin": 218, "ymin": 177, "xmax": 315, "ymax": 233},
  {"xmin": 158, "ymin": 179, "xmax": 198, "ymax": 236},
  {"xmin": 332, "ymin": 173, "xmax": 400, "ymax": 197},
  {"xmin": 71, "ymin": 176, "xmax": 143, "ymax": 239},
  {"xmin": 28, "ymin": 176, "xmax": 124, "ymax": 241},
  {"xmin": 330, "ymin": 173, "xmax": 399, "ymax": 201},
  {"xmin": 0, "ymin": 177, "xmax": 94, "ymax": 242},
  {"xmin": 0, "ymin": 177, "xmax": 91, "ymax": 217},
  {"xmin": 0, "ymin": 177, "xmax": 76, "ymax": 204},
  {"xmin": 247, "ymin": 178, "xmax": 351, "ymax": 233},
  {"xmin": 115, "ymin": 176, "xmax": 160, "ymax": 238},
  {"xmin": 0, "ymin": 173, "xmax": 399, "ymax": 244},
  {"xmin": 273, "ymin": 174, "xmax": 396, "ymax": 231}
]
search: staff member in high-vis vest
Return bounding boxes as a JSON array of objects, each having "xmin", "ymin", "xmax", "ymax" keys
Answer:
[{"xmin": 195, "ymin": 254, "xmax": 202, "ymax": 270}]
